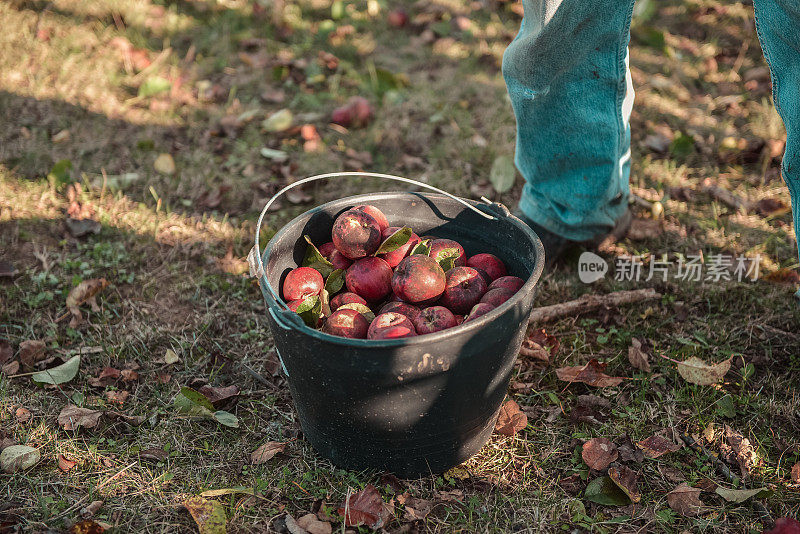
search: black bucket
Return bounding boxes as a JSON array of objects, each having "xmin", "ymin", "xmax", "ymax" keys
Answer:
[{"xmin": 258, "ymin": 190, "xmax": 544, "ymax": 477}]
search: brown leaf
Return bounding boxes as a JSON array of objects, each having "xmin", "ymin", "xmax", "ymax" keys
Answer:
[
  {"xmin": 556, "ymin": 359, "xmax": 624, "ymax": 387},
  {"xmin": 338, "ymin": 484, "xmax": 390, "ymax": 529},
  {"xmin": 378, "ymin": 473, "xmax": 405, "ymax": 494},
  {"xmin": 198, "ymin": 385, "xmax": 240, "ymax": 407},
  {"xmin": 676, "ymin": 356, "xmax": 731, "ymax": 385},
  {"xmin": 251, "ymin": 441, "xmax": 286, "ymax": 464},
  {"xmin": 58, "ymin": 405, "xmax": 102, "ymax": 431},
  {"xmin": 570, "ymin": 394, "xmax": 611, "ymax": 425},
  {"xmin": 19, "ymin": 340, "xmax": 46, "ymax": 370},
  {"xmin": 436, "ymin": 489, "xmax": 464, "ymax": 502},
  {"xmin": 66, "ymin": 279, "xmax": 109, "ymax": 327},
  {"xmin": 69, "ymin": 520, "xmax": 105, "ymax": 534},
  {"xmin": 559, "ymin": 473, "xmax": 584, "ymax": 495},
  {"xmin": 58, "ymin": 454, "xmax": 78, "ymax": 472},
  {"xmin": 105, "ymin": 411, "xmax": 145, "ymax": 426},
  {"xmin": 721, "ymin": 425, "xmax": 761, "ymax": 477},
  {"xmin": 397, "ymin": 493, "xmax": 432, "ymax": 521},
  {"xmin": 140, "ymin": 448, "xmax": 169, "ymax": 462},
  {"xmin": 763, "ymin": 268, "xmax": 800, "ymax": 285},
  {"xmin": 105, "ymin": 390, "xmax": 129, "ymax": 405},
  {"xmin": 582, "ymin": 437, "xmax": 618, "ymax": 471},
  {"xmin": 520, "ymin": 327, "xmax": 559, "ymax": 363},
  {"xmin": 754, "ymin": 198, "xmax": 790, "ymax": 217},
  {"xmin": 183, "ymin": 495, "xmax": 227, "ymax": 534},
  {"xmin": 627, "ymin": 338, "xmax": 651, "ymax": 372},
  {"xmin": 15, "ymin": 407, "xmax": 31, "ymax": 423},
  {"xmin": 88, "ymin": 367, "xmax": 120, "ymax": 387},
  {"xmin": 80, "ymin": 500, "xmax": 104, "ymax": 518},
  {"xmin": 792, "ymin": 462, "xmax": 800, "ymax": 484},
  {"xmin": 494, "ymin": 399, "xmax": 528, "ymax": 436},
  {"xmin": 666, "ymin": 483, "xmax": 704, "ymax": 517},
  {"xmin": 120, "ymin": 369, "xmax": 139, "ymax": 381},
  {"xmin": 637, "ymin": 434, "xmax": 682, "ymax": 459},
  {"xmin": 1, "ymin": 360, "xmax": 20, "ymax": 376},
  {"xmin": 296, "ymin": 513, "xmax": 332, "ymax": 534},
  {"xmin": 0, "ymin": 340, "xmax": 12, "ymax": 364},
  {"xmin": 609, "ymin": 466, "xmax": 641, "ymax": 503}
]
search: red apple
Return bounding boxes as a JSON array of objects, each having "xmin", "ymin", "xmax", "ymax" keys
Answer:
[
  {"xmin": 437, "ymin": 266, "xmax": 488, "ymax": 314},
  {"xmin": 282, "ymin": 267, "xmax": 324, "ymax": 301},
  {"xmin": 379, "ymin": 227, "xmax": 421, "ymax": 268},
  {"xmin": 367, "ymin": 312, "xmax": 417, "ymax": 339},
  {"xmin": 322, "ymin": 308, "xmax": 369, "ymax": 338},
  {"xmin": 387, "ymin": 8, "xmax": 409, "ymax": 27},
  {"xmin": 480, "ymin": 287, "xmax": 514, "ymax": 307},
  {"xmin": 379, "ymin": 301, "xmax": 422, "ymax": 325},
  {"xmin": 463, "ymin": 302, "xmax": 495, "ymax": 322},
  {"xmin": 466, "ymin": 253, "xmax": 507, "ymax": 281},
  {"xmin": 330, "ymin": 292, "xmax": 368, "ymax": 312},
  {"xmin": 412, "ymin": 306, "xmax": 457, "ymax": 335},
  {"xmin": 319, "ymin": 241, "xmax": 353, "ymax": 270},
  {"xmin": 489, "ymin": 275, "xmax": 525, "ymax": 293},
  {"xmin": 345, "ymin": 256, "xmax": 393, "ymax": 302},
  {"xmin": 454, "ymin": 314, "xmax": 465, "ymax": 324},
  {"xmin": 428, "ymin": 238, "xmax": 466, "ymax": 267},
  {"xmin": 332, "ymin": 209, "xmax": 382, "ymax": 259},
  {"xmin": 391, "ymin": 255, "xmax": 446, "ymax": 304},
  {"xmin": 353, "ymin": 205, "xmax": 389, "ymax": 233},
  {"xmin": 331, "ymin": 106, "xmax": 354, "ymax": 127}
]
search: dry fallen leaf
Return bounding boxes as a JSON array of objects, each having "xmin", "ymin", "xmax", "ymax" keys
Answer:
[
  {"xmin": 676, "ymin": 356, "xmax": 731, "ymax": 386},
  {"xmin": 66, "ymin": 278, "xmax": 109, "ymax": 328},
  {"xmin": 296, "ymin": 513, "xmax": 332, "ymax": 534},
  {"xmin": 556, "ymin": 359, "xmax": 624, "ymax": 387},
  {"xmin": 251, "ymin": 441, "xmax": 286, "ymax": 464},
  {"xmin": 0, "ymin": 340, "xmax": 13, "ymax": 365},
  {"xmin": 763, "ymin": 268, "xmax": 800, "ymax": 285},
  {"xmin": 105, "ymin": 390, "xmax": 129, "ymax": 405},
  {"xmin": 609, "ymin": 465, "xmax": 641, "ymax": 503},
  {"xmin": 120, "ymin": 368, "xmax": 139, "ymax": 381},
  {"xmin": 1, "ymin": 444, "xmax": 41, "ymax": 473},
  {"xmin": 58, "ymin": 405, "xmax": 103, "ymax": 431},
  {"xmin": 58, "ymin": 454, "xmax": 78, "ymax": 472},
  {"xmin": 140, "ymin": 447, "xmax": 169, "ymax": 462},
  {"xmin": 88, "ymin": 367, "xmax": 120, "ymax": 387},
  {"xmin": 68, "ymin": 520, "xmax": 106, "ymax": 534},
  {"xmin": 667, "ymin": 483, "xmax": 704, "ymax": 517},
  {"xmin": 183, "ymin": 495, "xmax": 227, "ymax": 534},
  {"xmin": 19, "ymin": 339, "xmax": 46, "ymax": 370},
  {"xmin": 570, "ymin": 394, "xmax": 612, "ymax": 425},
  {"xmin": 494, "ymin": 399, "xmax": 528, "ymax": 436},
  {"xmin": 338, "ymin": 484, "xmax": 391, "ymax": 529},
  {"xmin": 721, "ymin": 425, "xmax": 761, "ymax": 477},
  {"xmin": 80, "ymin": 500, "xmax": 104, "ymax": 518},
  {"xmin": 519, "ymin": 328, "xmax": 559, "ymax": 363},
  {"xmin": 198, "ymin": 385, "xmax": 240, "ymax": 407},
  {"xmin": 397, "ymin": 493, "xmax": 433, "ymax": 521},
  {"xmin": 2, "ymin": 360, "xmax": 20, "ymax": 376},
  {"xmin": 792, "ymin": 462, "xmax": 800, "ymax": 484},
  {"xmin": 627, "ymin": 338, "xmax": 651, "ymax": 372},
  {"xmin": 637, "ymin": 434, "xmax": 682, "ymax": 459},
  {"xmin": 153, "ymin": 153, "xmax": 176, "ymax": 175},
  {"xmin": 582, "ymin": 437, "xmax": 618, "ymax": 471},
  {"xmin": 754, "ymin": 197, "xmax": 791, "ymax": 217}
]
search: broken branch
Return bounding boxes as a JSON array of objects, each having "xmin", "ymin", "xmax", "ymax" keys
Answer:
[{"xmin": 529, "ymin": 288, "xmax": 661, "ymax": 324}]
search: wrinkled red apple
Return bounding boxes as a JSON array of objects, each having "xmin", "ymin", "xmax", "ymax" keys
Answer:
[
  {"xmin": 438, "ymin": 266, "xmax": 488, "ymax": 314},
  {"xmin": 489, "ymin": 275, "xmax": 525, "ymax": 293},
  {"xmin": 466, "ymin": 253, "xmax": 507, "ymax": 281},
  {"xmin": 480, "ymin": 287, "xmax": 514, "ymax": 307},
  {"xmin": 463, "ymin": 302, "xmax": 495, "ymax": 322},
  {"xmin": 353, "ymin": 205, "xmax": 389, "ymax": 233},
  {"xmin": 322, "ymin": 308, "xmax": 369, "ymax": 338},
  {"xmin": 330, "ymin": 292, "xmax": 368, "ymax": 312},
  {"xmin": 282, "ymin": 267, "xmax": 324, "ymax": 301},
  {"xmin": 345, "ymin": 256, "xmax": 393, "ymax": 302},
  {"xmin": 379, "ymin": 301, "xmax": 422, "ymax": 325},
  {"xmin": 428, "ymin": 238, "xmax": 466, "ymax": 267},
  {"xmin": 387, "ymin": 8, "xmax": 409, "ymax": 27},
  {"xmin": 413, "ymin": 306, "xmax": 457, "ymax": 335},
  {"xmin": 391, "ymin": 255, "xmax": 446, "ymax": 303},
  {"xmin": 319, "ymin": 241, "xmax": 353, "ymax": 270},
  {"xmin": 379, "ymin": 227, "xmax": 421, "ymax": 268},
  {"xmin": 367, "ymin": 312, "xmax": 417, "ymax": 339},
  {"xmin": 332, "ymin": 209, "xmax": 382, "ymax": 259}
]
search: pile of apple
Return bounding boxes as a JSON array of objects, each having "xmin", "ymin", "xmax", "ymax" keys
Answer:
[{"xmin": 281, "ymin": 205, "xmax": 525, "ymax": 339}]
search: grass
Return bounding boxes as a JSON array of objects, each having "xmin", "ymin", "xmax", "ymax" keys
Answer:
[{"xmin": 1, "ymin": 0, "xmax": 799, "ymax": 532}]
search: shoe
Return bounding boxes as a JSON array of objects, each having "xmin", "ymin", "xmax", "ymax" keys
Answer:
[{"xmin": 515, "ymin": 209, "xmax": 633, "ymax": 266}]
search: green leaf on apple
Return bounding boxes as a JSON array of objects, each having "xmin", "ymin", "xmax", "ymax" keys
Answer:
[
  {"xmin": 295, "ymin": 294, "xmax": 322, "ymax": 327},
  {"xmin": 302, "ymin": 235, "xmax": 334, "ymax": 278},
  {"xmin": 410, "ymin": 239, "xmax": 431, "ymax": 256},
  {"xmin": 325, "ymin": 268, "xmax": 345, "ymax": 294},
  {"xmin": 374, "ymin": 226, "xmax": 412, "ymax": 255},
  {"xmin": 337, "ymin": 302, "xmax": 376, "ymax": 323},
  {"xmin": 432, "ymin": 247, "xmax": 461, "ymax": 272}
]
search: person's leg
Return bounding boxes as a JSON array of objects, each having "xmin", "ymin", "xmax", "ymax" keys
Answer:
[
  {"xmin": 752, "ymin": 0, "xmax": 800, "ymax": 263},
  {"xmin": 502, "ymin": 0, "xmax": 636, "ymax": 243}
]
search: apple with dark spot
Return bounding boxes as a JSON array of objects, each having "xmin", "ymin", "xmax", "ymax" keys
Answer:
[
  {"xmin": 437, "ymin": 266, "xmax": 488, "ymax": 314},
  {"xmin": 332, "ymin": 209, "xmax": 382, "ymax": 259},
  {"xmin": 353, "ymin": 205, "xmax": 389, "ymax": 233},
  {"xmin": 379, "ymin": 301, "xmax": 422, "ymax": 325},
  {"xmin": 466, "ymin": 253, "xmax": 507, "ymax": 281},
  {"xmin": 489, "ymin": 275, "xmax": 525, "ymax": 293},
  {"xmin": 345, "ymin": 256, "xmax": 393, "ymax": 302},
  {"xmin": 282, "ymin": 267, "xmax": 324, "ymax": 301},
  {"xmin": 367, "ymin": 312, "xmax": 417, "ymax": 339},
  {"xmin": 391, "ymin": 255, "xmax": 446, "ymax": 304},
  {"xmin": 322, "ymin": 308, "xmax": 369, "ymax": 338},
  {"xmin": 412, "ymin": 306, "xmax": 457, "ymax": 335},
  {"xmin": 379, "ymin": 227, "xmax": 421, "ymax": 267},
  {"xmin": 464, "ymin": 302, "xmax": 495, "ymax": 322},
  {"xmin": 428, "ymin": 238, "xmax": 466, "ymax": 267},
  {"xmin": 480, "ymin": 287, "xmax": 514, "ymax": 307},
  {"xmin": 330, "ymin": 292, "xmax": 367, "ymax": 312}
]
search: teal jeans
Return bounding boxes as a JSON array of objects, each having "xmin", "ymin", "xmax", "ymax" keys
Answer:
[{"xmin": 504, "ymin": 0, "xmax": 800, "ymax": 259}]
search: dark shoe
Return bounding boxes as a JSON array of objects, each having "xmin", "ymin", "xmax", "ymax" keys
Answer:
[{"xmin": 515, "ymin": 209, "xmax": 633, "ymax": 266}]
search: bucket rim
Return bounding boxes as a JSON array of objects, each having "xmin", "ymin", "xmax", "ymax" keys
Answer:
[{"xmin": 260, "ymin": 191, "xmax": 545, "ymax": 347}]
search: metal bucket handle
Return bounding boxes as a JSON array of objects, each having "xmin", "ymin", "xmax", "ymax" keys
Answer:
[{"xmin": 248, "ymin": 171, "xmax": 501, "ymax": 312}]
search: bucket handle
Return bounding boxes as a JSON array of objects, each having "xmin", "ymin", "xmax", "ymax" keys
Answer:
[{"xmin": 249, "ymin": 171, "xmax": 500, "ymax": 312}]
